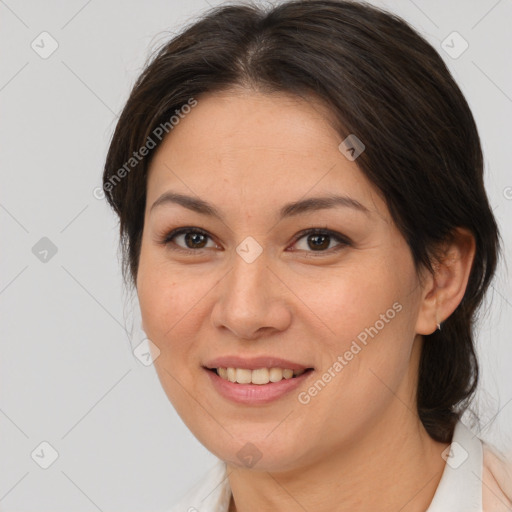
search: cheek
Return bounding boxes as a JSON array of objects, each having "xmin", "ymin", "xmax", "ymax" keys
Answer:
[
  {"xmin": 137, "ymin": 248, "xmax": 183, "ymax": 350},
  {"xmin": 304, "ymin": 260, "xmax": 419, "ymax": 397},
  {"xmin": 299, "ymin": 262, "xmax": 409, "ymax": 349},
  {"xmin": 136, "ymin": 252, "xmax": 214, "ymax": 363},
  {"xmin": 138, "ymin": 279, "xmax": 186, "ymax": 349}
]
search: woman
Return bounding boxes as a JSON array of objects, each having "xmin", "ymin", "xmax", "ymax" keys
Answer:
[{"xmin": 102, "ymin": 0, "xmax": 512, "ymax": 510}]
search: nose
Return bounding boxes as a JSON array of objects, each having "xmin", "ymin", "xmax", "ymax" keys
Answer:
[{"xmin": 210, "ymin": 250, "xmax": 292, "ymax": 340}]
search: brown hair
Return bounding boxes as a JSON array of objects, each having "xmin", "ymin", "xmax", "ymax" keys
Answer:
[{"xmin": 103, "ymin": 0, "xmax": 501, "ymax": 443}]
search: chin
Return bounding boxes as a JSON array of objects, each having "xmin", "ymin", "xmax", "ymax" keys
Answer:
[{"xmin": 197, "ymin": 429, "xmax": 311, "ymax": 473}]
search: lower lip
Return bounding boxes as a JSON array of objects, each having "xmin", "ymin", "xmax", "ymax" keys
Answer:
[{"xmin": 204, "ymin": 368, "xmax": 314, "ymax": 405}]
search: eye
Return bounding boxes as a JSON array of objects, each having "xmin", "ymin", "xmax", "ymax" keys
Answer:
[
  {"xmin": 290, "ymin": 228, "xmax": 350, "ymax": 254},
  {"xmin": 160, "ymin": 227, "xmax": 218, "ymax": 252},
  {"xmin": 158, "ymin": 226, "xmax": 351, "ymax": 256}
]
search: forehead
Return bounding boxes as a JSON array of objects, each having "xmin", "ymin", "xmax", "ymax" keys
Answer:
[{"xmin": 145, "ymin": 89, "xmax": 386, "ymax": 219}]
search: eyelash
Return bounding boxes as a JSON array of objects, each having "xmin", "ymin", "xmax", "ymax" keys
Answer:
[{"xmin": 158, "ymin": 227, "xmax": 351, "ymax": 257}]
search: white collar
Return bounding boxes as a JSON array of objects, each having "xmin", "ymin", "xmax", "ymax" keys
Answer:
[
  {"xmin": 427, "ymin": 419, "xmax": 483, "ymax": 511},
  {"xmin": 170, "ymin": 419, "xmax": 483, "ymax": 511}
]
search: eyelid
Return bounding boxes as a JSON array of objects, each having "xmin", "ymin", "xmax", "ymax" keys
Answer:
[
  {"xmin": 289, "ymin": 227, "xmax": 351, "ymax": 254},
  {"xmin": 158, "ymin": 226, "xmax": 220, "ymax": 253}
]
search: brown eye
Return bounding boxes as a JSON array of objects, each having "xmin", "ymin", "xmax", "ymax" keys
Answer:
[
  {"xmin": 162, "ymin": 227, "xmax": 218, "ymax": 252},
  {"xmin": 183, "ymin": 231, "xmax": 208, "ymax": 249},
  {"xmin": 292, "ymin": 228, "xmax": 350, "ymax": 254},
  {"xmin": 305, "ymin": 233, "xmax": 331, "ymax": 250}
]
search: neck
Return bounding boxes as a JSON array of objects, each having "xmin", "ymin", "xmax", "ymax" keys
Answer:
[{"xmin": 227, "ymin": 408, "xmax": 450, "ymax": 512}]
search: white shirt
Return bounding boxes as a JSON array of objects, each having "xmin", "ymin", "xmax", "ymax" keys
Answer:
[{"xmin": 168, "ymin": 420, "xmax": 512, "ymax": 511}]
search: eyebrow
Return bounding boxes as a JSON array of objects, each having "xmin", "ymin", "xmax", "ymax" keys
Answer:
[{"xmin": 149, "ymin": 191, "xmax": 371, "ymax": 220}]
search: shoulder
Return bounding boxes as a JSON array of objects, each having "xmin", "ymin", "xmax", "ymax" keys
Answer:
[{"xmin": 482, "ymin": 442, "xmax": 512, "ymax": 512}]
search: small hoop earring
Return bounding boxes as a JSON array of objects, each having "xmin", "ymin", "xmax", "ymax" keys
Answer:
[{"xmin": 436, "ymin": 322, "xmax": 441, "ymax": 331}]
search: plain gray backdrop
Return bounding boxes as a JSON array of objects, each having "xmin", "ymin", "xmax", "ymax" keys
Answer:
[{"xmin": 1, "ymin": 0, "xmax": 511, "ymax": 510}]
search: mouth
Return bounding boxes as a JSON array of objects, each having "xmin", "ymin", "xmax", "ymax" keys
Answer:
[
  {"xmin": 205, "ymin": 366, "xmax": 314, "ymax": 385},
  {"xmin": 203, "ymin": 364, "xmax": 315, "ymax": 405},
  {"xmin": 202, "ymin": 356, "xmax": 315, "ymax": 404}
]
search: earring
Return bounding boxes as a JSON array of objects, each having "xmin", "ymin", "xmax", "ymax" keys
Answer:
[{"xmin": 435, "ymin": 303, "xmax": 441, "ymax": 331}]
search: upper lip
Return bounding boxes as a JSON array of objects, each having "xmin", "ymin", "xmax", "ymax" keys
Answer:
[{"xmin": 204, "ymin": 356, "xmax": 313, "ymax": 371}]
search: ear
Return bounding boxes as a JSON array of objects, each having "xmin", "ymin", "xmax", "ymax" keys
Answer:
[{"xmin": 415, "ymin": 227, "xmax": 476, "ymax": 335}]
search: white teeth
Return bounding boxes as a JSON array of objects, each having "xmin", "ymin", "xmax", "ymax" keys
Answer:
[
  {"xmin": 269, "ymin": 367, "xmax": 283, "ymax": 382},
  {"xmin": 251, "ymin": 368, "xmax": 269, "ymax": 384},
  {"xmin": 215, "ymin": 367, "xmax": 308, "ymax": 385},
  {"xmin": 282, "ymin": 369, "xmax": 293, "ymax": 379},
  {"xmin": 235, "ymin": 368, "xmax": 252, "ymax": 384},
  {"xmin": 227, "ymin": 367, "xmax": 236, "ymax": 383}
]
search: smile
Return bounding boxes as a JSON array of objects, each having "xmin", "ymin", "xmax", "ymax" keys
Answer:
[
  {"xmin": 204, "ymin": 366, "xmax": 315, "ymax": 405},
  {"xmin": 212, "ymin": 367, "xmax": 309, "ymax": 385}
]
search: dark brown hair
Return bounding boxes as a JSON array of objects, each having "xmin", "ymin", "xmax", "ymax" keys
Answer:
[{"xmin": 103, "ymin": 0, "xmax": 501, "ymax": 443}]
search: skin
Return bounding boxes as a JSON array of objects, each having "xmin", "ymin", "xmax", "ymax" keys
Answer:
[{"xmin": 136, "ymin": 88, "xmax": 476, "ymax": 512}]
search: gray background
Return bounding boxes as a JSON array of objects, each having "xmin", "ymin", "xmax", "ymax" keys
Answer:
[{"xmin": 1, "ymin": 0, "xmax": 511, "ymax": 510}]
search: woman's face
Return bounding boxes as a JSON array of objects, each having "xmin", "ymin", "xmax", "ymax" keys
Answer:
[{"xmin": 137, "ymin": 89, "xmax": 430, "ymax": 471}]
